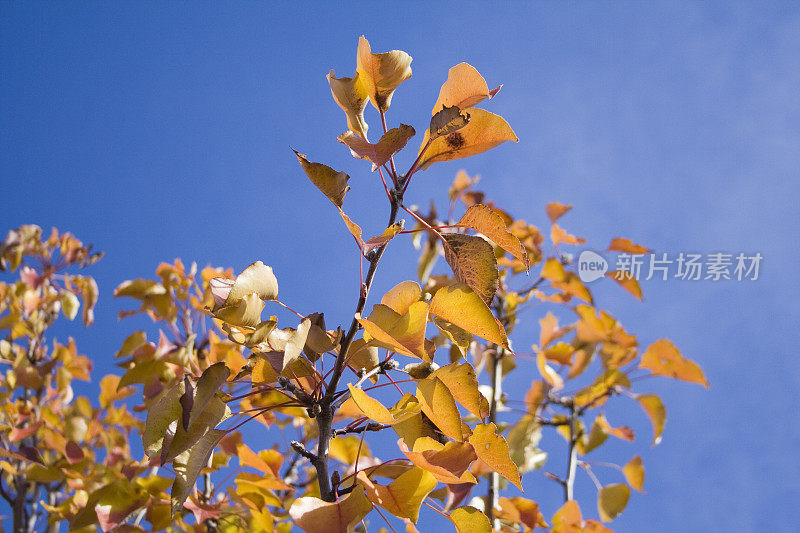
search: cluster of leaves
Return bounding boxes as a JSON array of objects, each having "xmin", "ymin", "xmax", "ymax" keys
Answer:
[{"xmin": 1, "ymin": 36, "xmax": 708, "ymax": 533}]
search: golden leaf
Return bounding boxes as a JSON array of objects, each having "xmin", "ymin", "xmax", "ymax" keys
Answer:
[
  {"xmin": 637, "ymin": 393, "xmax": 666, "ymax": 445},
  {"xmin": 338, "ymin": 124, "xmax": 415, "ymax": 170},
  {"xmin": 607, "ymin": 238, "xmax": 650, "ymax": 254},
  {"xmin": 455, "ymin": 204, "xmax": 528, "ymax": 268},
  {"xmin": 417, "ymin": 108, "xmax": 518, "ymax": 171},
  {"xmin": 381, "ymin": 281, "xmax": 422, "ymax": 315},
  {"xmin": 327, "ymin": 69, "xmax": 369, "ymax": 138},
  {"xmin": 430, "ymin": 62, "xmax": 501, "ymax": 115},
  {"xmin": 416, "ymin": 376, "xmax": 463, "ymax": 441},
  {"xmin": 348, "ymin": 387, "xmax": 421, "ymax": 426},
  {"xmin": 597, "ymin": 483, "xmax": 630, "ymax": 522},
  {"xmin": 640, "ymin": 339, "xmax": 708, "ymax": 387},
  {"xmin": 356, "ymin": 35, "xmax": 412, "ymax": 112},
  {"xmin": 430, "ymin": 362, "xmax": 489, "ymax": 419},
  {"xmin": 429, "ymin": 283, "xmax": 509, "ymax": 349},
  {"xmin": 606, "ymin": 271, "xmax": 643, "ymax": 300},
  {"xmin": 623, "ymin": 455, "xmax": 645, "ymax": 492},
  {"xmin": 449, "ymin": 505, "xmax": 491, "ymax": 533},
  {"xmin": 289, "ymin": 485, "xmax": 373, "ymax": 533},
  {"xmin": 467, "ymin": 423, "xmax": 522, "ymax": 489},
  {"xmin": 358, "ymin": 467, "xmax": 436, "ymax": 523},
  {"xmin": 546, "ymin": 202, "xmax": 573, "ymax": 223},
  {"xmin": 398, "ymin": 437, "xmax": 477, "ymax": 485},
  {"xmin": 442, "ymin": 234, "xmax": 499, "ymax": 304},
  {"xmin": 497, "ymin": 497, "xmax": 548, "ymax": 529},
  {"xmin": 293, "ymin": 150, "xmax": 350, "ymax": 208},
  {"xmin": 358, "ymin": 302, "xmax": 429, "ymax": 359},
  {"xmin": 551, "ymin": 500, "xmax": 582, "ymax": 533}
]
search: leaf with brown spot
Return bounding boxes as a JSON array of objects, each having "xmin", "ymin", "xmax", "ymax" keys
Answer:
[
  {"xmin": 417, "ymin": 108, "xmax": 518, "ymax": 171},
  {"xmin": 293, "ymin": 150, "xmax": 350, "ymax": 208},
  {"xmin": 429, "ymin": 105, "xmax": 470, "ymax": 141},
  {"xmin": 442, "ymin": 233, "xmax": 498, "ymax": 304}
]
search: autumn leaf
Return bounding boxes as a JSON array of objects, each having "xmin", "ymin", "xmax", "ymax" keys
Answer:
[
  {"xmin": 551, "ymin": 224, "xmax": 586, "ymax": 246},
  {"xmin": 497, "ymin": 497, "xmax": 548, "ymax": 530},
  {"xmin": 338, "ymin": 124, "xmax": 415, "ymax": 170},
  {"xmin": 597, "ymin": 483, "xmax": 630, "ymax": 522},
  {"xmin": 430, "ymin": 62, "xmax": 501, "ymax": 115},
  {"xmin": 381, "ymin": 280, "xmax": 422, "ymax": 315},
  {"xmin": 327, "ymin": 69, "xmax": 369, "ymax": 138},
  {"xmin": 623, "ymin": 456, "xmax": 645, "ymax": 492},
  {"xmin": 606, "ymin": 271, "xmax": 643, "ymax": 300},
  {"xmin": 429, "ymin": 283, "xmax": 509, "ymax": 349},
  {"xmin": 417, "ymin": 108, "xmax": 518, "ymax": 171},
  {"xmin": 507, "ymin": 414, "xmax": 547, "ymax": 474},
  {"xmin": 171, "ymin": 429, "xmax": 226, "ymax": 515},
  {"xmin": 607, "ymin": 238, "xmax": 650, "ymax": 254},
  {"xmin": 442, "ymin": 234, "xmax": 499, "ymax": 304},
  {"xmin": 455, "ymin": 204, "xmax": 528, "ymax": 268},
  {"xmin": 399, "ymin": 437, "xmax": 477, "ymax": 485},
  {"xmin": 640, "ymin": 339, "xmax": 708, "ymax": 387},
  {"xmin": 430, "ymin": 362, "xmax": 489, "ymax": 419},
  {"xmin": 358, "ymin": 301, "xmax": 429, "ymax": 359},
  {"xmin": 551, "ymin": 500, "xmax": 582, "ymax": 533},
  {"xmin": 293, "ymin": 149, "xmax": 350, "ymax": 208},
  {"xmin": 356, "ymin": 35, "xmax": 412, "ymax": 111},
  {"xmin": 289, "ymin": 485, "xmax": 373, "ymax": 533},
  {"xmin": 429, "ymin": 105, "xmax": 470, "ymax": 141},
  {"xmin": 348, "ymin": 387, "xmax": 421, "ymax": 425},
  {"xmin": 546, "ymin": 202, "xmax": 573, "ymax": 223},
  {"xmin": 449, "ymin": 506, "xmax": 491, "ymax": 533},
  {"xmin": 339, "ymin": 210, "xmax": 403, "ymax": 257},
  {"xmin": 468, "ymin": 423, "xmax": 522, "ymax": 489},
  {"xmin": 637, "ymin": 393, "xmax": 666, "ymax": 445},
  {"xmin": 416, "ymin": 376, "xmax": 463, "ymax": 441},
  {"xmin": 358, "ymin": 467, "xmax": 436, "ymax": 523},
  {"xmin": 536, "ymin": 348, "xmax": 564, "ymax": 390}
]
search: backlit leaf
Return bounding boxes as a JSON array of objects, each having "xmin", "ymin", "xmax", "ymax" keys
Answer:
[
  {"xmin": 623, "ymin": 455, "xmax": 645, "ymax": 492},
  {"xmin": 416, "ymin": 376, "xmax": 463, "ymax": 441},
  {"xmin": 429, "ymin": 283, "xmax": 509, "ymax": 349},
  {"xmin": 289, "ymin": 485, "xmax": 373, "ymax": 533},
  {"xmin": 356, "ymin": 35, "xmax": 412, "ymax": 112},
  {"xmin": 398, "ymin": 437, "xmax": 477, "ymax": 485},
  {"xmin": 358, "ymin": 301, "xmax": 429, "ymax": 359},
  {"xmin": 430, "ymin": 362, "xmax": 489, "ymax": 419},
  {"xmin": 442, "ymin": 233, "xmax": 498, "ymax": 304},
  {"xmin": 381, "ymin": 281, "xmax": 422, "ymax": 315},
  {"xmin": 497, "ymin": 497, "xmax": 548, "ymax": 530},
  {"xmin": 338, "ymin": 124, "xmax": 415, "ymax": 170},
  {"xmin": 597, "ymin": 483, "xmax": 629, "ymax": 522},
  {"xmin": 449, "ymin": 505, "xmax": 491, "ymax": 533},
  {"xmin": 358, "ymin": 467, "xmax": 436, "ymax": 523},
  {"xmin": 348, "ymin": 386, "xmax": 421, "ymax": 425},
  {"xmin": 637, "ymin": 393, "xmax": 666, "ymax": 445},
  {"xmin": 607, "ymin": 238, "xmax": 650, "ymax": 254},
  {"xmin": 418, "ymin": 108, "xmax": 518, "ymax": 171},
  {"xmin": 327, "ymin": 70, "xmax": 369, "ymax": 138},
  {"xmin": 455, "ymin": 204, "xmax": 528, "ymax": 268},
  {"xmin": 468, "ymin": 423, "xmax": 522, "ymax": 489},
  {"xmin": 430, "ymin": 62, "xmax": 501, "ymax": 115},
  {"xmin": 640, "ymin": 339, "xmax": 708, "ymax": 387},
  {"xmin": 293, "ymin": 150, "xmax": 350, "ymax": 208},
  {"xmin": 546, "ymin": 202, "xmax": 573, "ymax": 223},
  {"xmin": 171, "ymin": 429, "xmax": 225, "ymax": 515}
]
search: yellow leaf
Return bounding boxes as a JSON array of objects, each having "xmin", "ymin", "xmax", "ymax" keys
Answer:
[
  {"xmin": 430, "ymin": 63, "xmax": 501, "ymax": 115},
  {"xmin": 637, "ymin": 393, "xmax": 666, "ymax": 445},
  {"xmin": 398, "ymin": 437, "xmax": 477, "ymax": 485},
  {"xmin": 381, "ymin": 281, "xmax": 422, "ymax": 315},
  {"xmin": 546, "ymin": 202, "xmax": 572, "ymax": 223},
  {"xmin": 358, "ymin": 467, "xmax": 436, "ymax": 523},
  {"xmin": 467, "ymin": 423, "xmax": 522, "ymax": 489},
  {"xmin": 293, "ymin": 150, "xmax": 350, "ymax": 208},
  {"xmin": 416, "ymin": 376, "xmax": 463, "ymax": 441},
  {"xmin": 442, "ymin": 233, "xmax": 498, "ymax": 304},
  {"xmin": 497, "ymin": 497, "xmax": 548, "ymax": 530},
  {"xmin": 607, "ymin": 238, "xmax": 650, "ymax": 254},
  {"xmin": 551, "ymin": 500, "xmax": 582, "ymax": 533},
  {"xmin": 358, "ymin": 302, "xmax": 430, "ymax": 359},
  {"xmin": 551, "ymin": 224, "xmax": 586, "ymax": 246},
  {"xmin": 327, "ymin": 70, "xmax": 369, "ymax": 138},
  {"xmin": 640, "ymin": 339, "xmax": 708, "ymax": 387},
  {"xmin": 330, "ymin": 435, "xmax": 372, "ymax": 465},
  {"xmin": 348, "ymin": 386, "xmax": 421, "ymax": 425},
  {"xmin": 597, "ymin": 483, "xmax": 630, "ymax": 522},
  {"xmin": 536, "ymin": 348, "xmax": 563, "ymax": 390},
  {"xmin": 448, "ymin": 505, "xmax": 491, "ymax": 533},
  {"xmin": 455, "ymin": 204, "xmax": 528, "ymax": 268},
  {"xmin": 573, "ymin": 369, "xmax": 630, "ymax": 407},
  {"xmin": 623, "ymin": 455, "xmax": 645, "ymax": 492},
  {"xmin": 344, "ymin": 338, "xmax": 380, "ymax": 373},
  {"xmin": 220, "ymin": 260, "xmax": 279, "ymax": 305},
  {"xmin": 429, "ymin": 283, "xmax": 509, "ymax": 349},
  {"xmin": 289, "ymin": 485, "xmax": 373, "ymax": 533},
  {"xmin": 418, "ymin": 108, "xmax": 517, "ymax": 171},
  {"xmin": 356, "ymin": 35, "xmax": 412, "ymax": 112},
  {"xmin": 606, "ymin": 271, "xmax": 643, "ymax": 300},
  {"xmin": 338, "ymin": 125, "xmax": 415, "ymax": 170},
  {"xmin": 430, "ymin": 362, "xmax": 489, "ymax": 419}
]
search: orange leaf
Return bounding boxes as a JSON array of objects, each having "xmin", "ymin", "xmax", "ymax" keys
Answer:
[
  {"xmin": 606, "ymin": 271, "xmax": 643, "ymax": 300},
  {"xmin": 356, "ymin": 36, "xmax": 412, "ymax": 112},
  {"xmin": 358, "ymin": 302, "xmax": 430, "ymax": 359},
  {"xmin": 455, "ymin": 204, "xmax": 528, "ymax": 268},
  {"xmin": 546, "ymin": 202, "xmax": 572, "ymax": 223},
  {"xmin": 430, "ymin": 62, "xmax": 501, "ymax": 115},
  {"xmin": 399, "ymin": 437, "xmax": 477, "ymax": 485},
  {"xmin": 289, "ymin": 485, "xmax": 373, "ymax": 533},
  {"xmin": 338, "ymin": 124, "xmax": 415, "ymax": 170},
  {"xmin": 640, "ymin": 339, "xmax": 708, "ymax": 387},
  {"xmin": 607, "ymin": 238, "xmax": 650, "ymax": 254}
]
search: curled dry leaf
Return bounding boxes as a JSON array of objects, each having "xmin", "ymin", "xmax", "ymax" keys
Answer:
[
  {"xmin": 327, "ymin": 69, "xmax": 369, "ymax": 138},
  {"xmin": 455, "ymin": 204, "xmax": 528, "ymax": 268},
  {"xmin": 338, "ymin": 124, "xmax": 415, "ymax": 170},
  {"xmin": 293, "ymin": 150, "xmax": 350, "ymax": 208},
  {"xmin": 429, "ymin": 105, "xmax": 470, "ymax": 141},
  {"xmin": 356, "ymin": 35, "xmax": 412, "ymax": 112}
]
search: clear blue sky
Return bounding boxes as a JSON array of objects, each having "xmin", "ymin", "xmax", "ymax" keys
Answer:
[{"xmin": 2, "ymin": 2, "xmax": 799, "ymax": 531}]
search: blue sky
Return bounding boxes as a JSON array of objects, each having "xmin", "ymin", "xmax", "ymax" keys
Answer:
[{"xmin": 2, "ymin": 2, "xmax": 799, "ymax": 531}]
